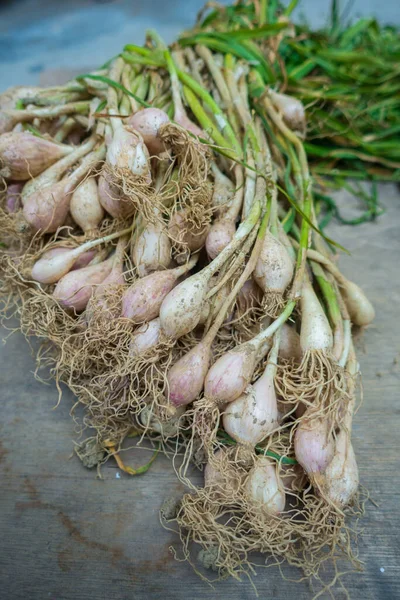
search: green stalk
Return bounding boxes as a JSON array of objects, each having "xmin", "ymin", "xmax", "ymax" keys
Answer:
[
  {"xmin": 259, "ymin": 0, "xmax": 267, "ymax": 27},
  {"xmin": 182, "ymin": 86, "xmax": 233, "ymax": 151},
  {"xmin": 311, "ymin": 261, "xmax": 341, "ymax": 328},
  {"xmin": 290, "ymin": 181, "xmax": 312, "ymax": 301},
  {"xmin": 176, "ymin": 65, "xmax": 241, "ymax": 154}
]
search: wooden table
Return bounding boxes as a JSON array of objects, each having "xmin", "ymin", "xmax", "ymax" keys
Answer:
[{"xmin": 1, "ymin": 185, "xmax": 399, "ymax": 599}]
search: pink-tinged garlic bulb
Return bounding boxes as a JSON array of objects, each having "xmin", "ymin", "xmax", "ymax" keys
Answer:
[
  {"xmin": 106, "ymin": 114, "xmax": 151, "ymax": 183},
  {"xmin": 23, "ymin": 145, "xmax": 105, "ymax": 233},
  {"xmin": 269, "ymin": 89, "xmax": 306, "ymax": 133},
  {"xmin": 340, "ymin": 280, "xmax": 375, "ymax": 327},
  {"xmin": 204, "ymin": 341, "xmax": 259, "ymax": 406},
  {"xmin": 98, "ymin": 174, "xmax": 134, "ymax": 219},
  {"xmin": 121, "ymin": 257, "xmax": 196, "ymax": 323},
  {"xmin": 129, "ymin": 318, "xmax": 162, "ymax": 357},
  {"xmin": 222, "ymin": 330, "xmax": 281, "ymax": 447},
  {"xmin": 223, "ymin": 364, "xmax": 279, "ymax": 446},
  {"xmin": 5, "ymin": 182, "xmax": 23, "ymax": 213},
  {"xmin": 53, "ymin": 256, "xmax": 113, "ymax": 312},
  {"xmin": 132, "ymin": 220, "xmax": 171, "ymax": 277},
  {"xmin": 300, "ymin": 279, "xmax": 333, "ymax": 353},
  {"xmin": 245, "ymin": 456, "xmax": 286, "ymax": 516},
  {"xmin": 205, "ymin": 313, "xmax": 273, "ymax": 406},
  {"xmin": 70, "ymin": 177, "xmax": 104, "ymax": 232},
  {"xmin": 31, "ymin": 246, "xmax": 96, "ymax": 284},
  {"xmin": 294, "ymin": 416, "xmax": 334, "ymax": 484},
  {"xmin": 30, "ymin": 225, "xmax": 130, "ymax": 284},
  {"xmin": 23, "ymin": 178, "xmax": 74, "ymax": 233},
  {"xmin": 254, "ymin": 231, "xmax": 294, "ymax": 302},
  {"xmin": 279, "ymin": 323, "xmax": 302, "ymax": 362},
  {"xmin": 127, "ymin": 108, "xmax": 169, "ymax": 155},
  {"xmin": 324, "ymin": 427, "xmax": 359, "ymax": 508},
  {"xmin": 0, "ymin": 132, "xmax": 72, "ymax": 181},
  {"xmin": 21, "ymin": 136, "xmax": 97, "ymax": 203},
  {"xmin": 167, "ymin": 341, "xmax": 212, "ymax": 407},
  {"xmin": 159, "ymin": 271, "xmax": 209, "ymax": 339}
]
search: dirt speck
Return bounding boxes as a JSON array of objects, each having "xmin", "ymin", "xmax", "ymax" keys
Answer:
[
  {"xmin": 0, "ymin": 440, "xmax": 8, "ymax": 464},
  {"xmin": 23, "ymin": 477, "xmax": 40, "ymax": 500},
  {"xmin": 57, "ymin": 548, "xmax": 73, "ymax": 572}
]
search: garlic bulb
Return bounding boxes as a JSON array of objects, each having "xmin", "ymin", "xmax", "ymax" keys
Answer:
[
  {"xmin": 254, "ymin": 231, "xmax": 294, "ymax": 297},
  {"xmin": 167, "ymin": 341, "xmax": 212, "ymax": 407},
  {"xmin": 127, "ymin": 108, "xmax": 169, "ymax": 155},
  {"xmin": 223, "ymin": 375, "xmax": 278, "ymax": 446},
  {"xmin": 294, "ymin": 416, "xmax": 334, "ymax": 481},
  {"xmin": 300, "ymin": 279, "xmax": 333, "ymax": 353},
  {"xmin": 324, "ymin": 427, "xmax": 359, "ymax": 508},
  {"xmin": 132, "ymin": 220, "xmax": 171, "ymax": 277},
  {"xmin": 129, "ymin": 318, "xmax": 162, "ymax": 357},
  {"xmin": 341, "ymin": 280, "xmax": 375, "ymax": 327},
  {"xmin": 70, "ymin": 177, "xmax": 104, "ymax": 232},
  {"xmin": 245, "ymin": 456, "xmax": 286, "ymax": 516},
  {"xmin": 159, "ymin": 271, "xmax": 209, "ymax": 339},
  {"xmin": 0, "ymin": 132, "xmax": 72, "ymax": 181},
  {"xmin": 269, "ymin": 89, "xmax": 306, "ymax": 133}
]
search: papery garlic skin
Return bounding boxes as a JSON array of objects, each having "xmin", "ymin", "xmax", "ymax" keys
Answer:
[
  {"xmin": 159, "ymin": 272, "xmax": 208, "ymax": 339},
  {"xmin": 324, "ymin": 429, "xmax": 359, "ymax": 508},
  {"xmin": 70, "ymin": 177, "xmax": 104, "ymax": 232},
  {"xmin": 53, "ymin": 258, "xmax": 113, "ymax": 312},
  {"xmin": 129, "ymin": 318, "xmax": 161, "ymax": 357},
  {"xmin": 341, "ymin": 280, "xmax": 375, "ymax": 327},
  {"xmin": 106, "ymin": 125, "xmax": 151, "ymax": 183},
  {"xmin": 132, "ymin": 222, "xmax": 171, "ymax": 278},
  {"xmin": 254, "ymin": 232, "xmax": 294, "ymax": 296},
  {"xmin": 294, "ymin": 417, "xmax": 334, "ymax": 479},
  {"xmin": 127, "ymin": 108, "xmax": 169, "ymax": 155},
  {"xmin": 300, "ymin": 280, "xmax": 333, "ymax": 352},
  {"xmin": 98, "ymin": 174, "xmax": 135, "ymax": 219},
  {"xmin": 245, "ymin": 457, "xmax": 286, "ymax": 516},
  {"xmin": 0, "ymin": 132, "xmax": 72, "ymax": 180},
  {"xmin": 223, "ymin": 371, "xmax": 278, "ymax": 446},
  {"xmin": 167, "ymin": 342, "xmax": 211, "ymax": 407},
  {"xmin": 204, "ymin": 343, "xmax": 258, "ymax": 405},
  {"xmin": 269, "ymin": 90, "xmax": 306, "ymax": 133}
]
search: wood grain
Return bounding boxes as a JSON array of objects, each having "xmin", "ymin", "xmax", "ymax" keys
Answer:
[{"xmin": 1, "ymin": 184, "xmax": 399, "ymax": 599}]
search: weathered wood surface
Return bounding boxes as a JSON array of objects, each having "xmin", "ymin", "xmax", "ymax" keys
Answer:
[{"xmin": 1, "ymin": 185, "xmax": 399, "ymax": 599}]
